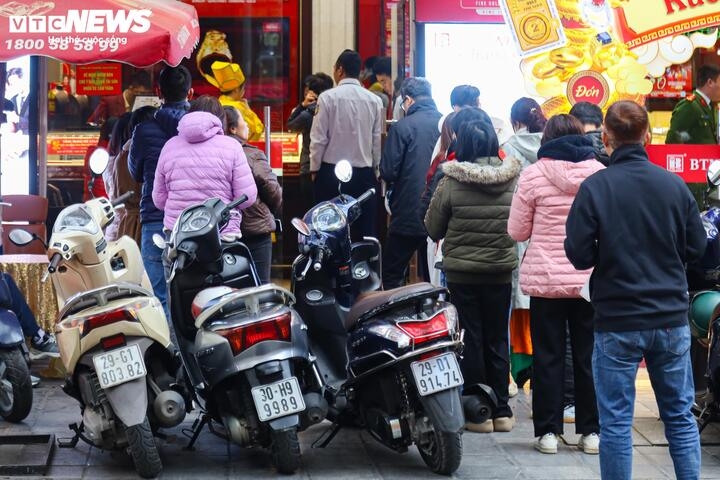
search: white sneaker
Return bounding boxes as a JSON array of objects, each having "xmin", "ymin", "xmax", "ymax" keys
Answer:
[
  {"xmin": 563, "ymin": 404, "xmax": 575, "ymax": 423},
  {"xmin": 578, "ymin": 433, "xmax": 599, "ymax": 454},
  {"xmin": 508, "ymin": 376, "xmax": 518, "ymax": 398},
  {"xmin": 534, "ymin": 433, "xmax": 558, "ymax": 454}
]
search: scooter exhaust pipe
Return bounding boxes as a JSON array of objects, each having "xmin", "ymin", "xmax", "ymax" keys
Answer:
[
  {"xmin": 303, "ymin": 392, "xmax": 329, "ymax": 425},
  {"xmin": 153, "ymin": 390, "xmax": 186, "ymax": 428}
]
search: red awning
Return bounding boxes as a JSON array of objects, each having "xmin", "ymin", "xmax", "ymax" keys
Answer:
[{"xmin": 0, "ymin": 0, "xmax": 199, "ymax": 67}]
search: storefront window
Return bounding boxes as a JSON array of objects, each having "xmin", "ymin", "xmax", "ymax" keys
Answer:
[{"xmin": 1, "ymin": 55, "xmax": 30, "ymax": 195}]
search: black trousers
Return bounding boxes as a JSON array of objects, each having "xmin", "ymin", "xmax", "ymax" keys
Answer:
[
  {"xmin": 382, "ymin": 232, "xmax": 429, "ymax": 289},
  {"xmin": 448, "ymin": 282, "xmax": 512, "ymax": 418},
  {"xmin": 314, "ymin": 162, "xmax": 378, "ymax": 242},
  {"xmin": 243, "ymin": 233, "xmax": 273, "ymax": 285},
  {"xmin": 529, "ymin": 297, "xmax": 598, "ymax": 436}
]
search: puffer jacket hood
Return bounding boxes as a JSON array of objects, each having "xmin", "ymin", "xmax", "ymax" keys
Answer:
[
  {"xmin": 177, "ymin": 111, "xmax": 224, "ymax": 144},
  {"xmin": 535, "ymin": 135, "xmax": 597, "ymax": 195},
  {"xmin": 502, "ymin": 128, "xmax": 543, "ymax": 168},
  {"xmin": 442, "ymin": 156, "xmax": 522, "ymax": 194}
]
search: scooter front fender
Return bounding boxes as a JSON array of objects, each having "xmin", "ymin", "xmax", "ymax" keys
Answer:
[
  {"xmin": 0, "ymin": 311, "xmax": 24, "ymax": 346},
  {"xmin": 418, "ymin": 387, "xmax": 465, "ymax": 433},
  {"xmin": 104, "ymin": 377, "xmax": 148, "ymax": 427}
]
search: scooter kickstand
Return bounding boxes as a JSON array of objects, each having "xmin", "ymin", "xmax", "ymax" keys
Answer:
[
  {"xmin": 311, "ymin": 422, "xmax": 341, "ymax": 448},
  {"xmin": 184, "ymin": 413, "xmax": 210, "ymax": 450},
  {"xmin": 57, "ymin": 422, "xmax": 88, "ymax": 448}
]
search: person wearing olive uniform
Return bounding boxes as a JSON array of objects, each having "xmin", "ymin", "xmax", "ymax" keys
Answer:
[{"xmin": 666, "ymin": 64, "xmax": 720, "ymax": 144}]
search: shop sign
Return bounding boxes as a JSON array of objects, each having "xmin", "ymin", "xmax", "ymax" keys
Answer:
[
  {"xmin": 648, "ymin": 61, "xmax": 693, "ymax": 98},
  {"xmin": 566, "ymin": 71, "xmax": 610, "ymax": 107},
  {"xmin": 75, "ymin": 63, "xmax": 122, "ymax": 96},
  {"xmin": 415, "ymin": 0, "xmax": 504, "ymax": 23},
  {"xmin": 613, "ymin": 0, "xmax": 720, "ymax": 49},
  {"xmin": 47, "ymin": 134, "xmax": 99, "ymax": 156},
  {"xmin": 647, "ymin": 144, "xmax": 720, "ymax": 183}
]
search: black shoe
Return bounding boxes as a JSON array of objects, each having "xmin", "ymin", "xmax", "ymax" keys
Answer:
[{"xmin": 29, "ymin": 333, "xmax": 60, "ymax": 360}]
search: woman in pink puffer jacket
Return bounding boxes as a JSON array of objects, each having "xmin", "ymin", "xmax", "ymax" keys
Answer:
[
  {"xmin": 153, "ymin": 95, "xmax": 257, "ymax": 235},
  {"xmin": 507, "ymin": 114, "xmax": 604, "ymax": 455}
]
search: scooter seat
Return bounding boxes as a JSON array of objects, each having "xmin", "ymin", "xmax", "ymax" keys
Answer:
[{"xmin": 345, "ymin": 282, "xmax": 441, "ymax": 330}]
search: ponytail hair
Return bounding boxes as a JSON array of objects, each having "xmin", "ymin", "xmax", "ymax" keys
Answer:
[
  {"xmin": 455, "ymin": 120, "xmax": 499, "ymax": 162},
  {"xmin": 510, "ymin": 97, "xmax": 547, "ymax": 133}
]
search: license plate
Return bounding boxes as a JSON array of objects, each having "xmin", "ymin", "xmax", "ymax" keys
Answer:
[
  {"xmin": 411, "ymin": 352, "xmax": 464, "ymax": 396},
  {"xmin": 92, "ymin": 344, "xmax": 146, "ymax": 389},
  {"xmin": 251, "ymin": 377, "xmax": 306, "ymax": 422}
]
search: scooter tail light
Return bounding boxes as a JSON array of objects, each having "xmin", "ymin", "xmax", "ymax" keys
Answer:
[
  {"xmin": 217, "ymin": 312, "xmax": 292, "ymax": 355},
  {"xmin": 397, "ymin": 311, "xmax": 450, "ymax": 346},
  {"xmin": 81, "ymin": 309, "xmax": 137, "ymax": 337}
]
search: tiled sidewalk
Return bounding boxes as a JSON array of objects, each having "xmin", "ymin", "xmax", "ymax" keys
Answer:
[{"xmin": 1, "ymin": 366, "xmax": 719, "ymax": 479}]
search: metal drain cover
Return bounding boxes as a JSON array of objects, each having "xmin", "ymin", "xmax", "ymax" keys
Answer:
[{"xmin": 0, "ymin": 434, "xmax": 55, "ymax": 475}]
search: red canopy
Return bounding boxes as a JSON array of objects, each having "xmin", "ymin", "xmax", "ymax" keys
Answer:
[{"xmin": 0, "ymin": 0, "xmax": 199, "ymax": 67}]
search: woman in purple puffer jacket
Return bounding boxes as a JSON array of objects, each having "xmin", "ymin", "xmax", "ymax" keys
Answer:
[{"xmin": 153, "ymin": 95, "xmax": 257, "ymax": 236}]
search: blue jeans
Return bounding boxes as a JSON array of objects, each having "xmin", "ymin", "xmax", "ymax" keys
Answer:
[
  {"xmin": 593, "ymin": 325, "xmax": 700, "ymax": 480},
  {"xmin": 141, "ymin": 222, "xmax": 169, "ymax": 321},
  {"xmin": 0, "ymin": 272, "xmax": 41, "ymax": 337}
]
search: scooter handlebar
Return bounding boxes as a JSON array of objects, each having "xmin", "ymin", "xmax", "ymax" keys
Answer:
[
  {"xmin": 312, "ymin": 247, "xmax": 324, "ymax": 271},
  {"xmin": 356, "ymin": 188, "xmax": 375, "ymax": 206},
  {"xmin": 227, "ymin": 194, "xmax": 249, "ymax": 212},
  {"xmin": 47, "ymin": 252, "xmax": 62, "ymax": 273},
  {"xmin": 112, "ymin": 191, "xmax": 134, "ymax": 207}
]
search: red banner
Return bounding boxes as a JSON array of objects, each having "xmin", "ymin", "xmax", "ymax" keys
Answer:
[
  {"xmin": 648, "ymin": 62, "xmax": 693, "ymax": 99},
  {"xmin": 415, "ymin": 0, "xmax": 504, "ymax": 23},
  {"xmin": 75, "ymin": 63, "xmax": 122, "ymax": 96},
  {"xmin": 47, "ymin": 134, "xmax": 100, "ymax": 156},
  {"xmin": 647, "ymin": 144, "xmax": 720, "ymax": 183}
]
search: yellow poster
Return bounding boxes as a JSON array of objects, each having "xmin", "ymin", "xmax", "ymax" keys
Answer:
[{"xmin": 499, "ymin": 0, "xmax": 567, "ymax": 58}]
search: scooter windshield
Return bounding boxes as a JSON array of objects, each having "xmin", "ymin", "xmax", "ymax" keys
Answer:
[{"xmin": 53, "ymin": 205, "xmax": 100, "ymax": 235}]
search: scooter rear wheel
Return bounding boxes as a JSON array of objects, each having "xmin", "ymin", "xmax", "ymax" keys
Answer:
[
  {"xmin": 417, "ymin": 414, "xmax": 463, "ymax": 476},
  {"xmin": 271, "ymin": 428, "xmax": 301, "ymax": 474},
  {"xmin": 0, "ymin": 347, "xmax": 33, "ymax": 422},
  {"xmin": 126, "ymin": 417, "xmax": 162, "ymax": 478}
]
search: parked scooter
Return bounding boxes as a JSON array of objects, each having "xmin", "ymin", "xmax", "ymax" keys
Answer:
[
  {"xmin": 160, "ymin": 194, "xmax": 324, "ymax": 474},
  {"xmin": 690, "ymin": 160, "xmax": 720, "ymax": 432},
  {"xmin": 290, "ymin": 161, "xmax": 465, "ymax": 475},
  {"xmin": 0, "ymin": 198, "xmax": 32, "ymax": 423},
  {"xmin": 9, "ymin": 149, "xmax": 184, "ymax": 478}
]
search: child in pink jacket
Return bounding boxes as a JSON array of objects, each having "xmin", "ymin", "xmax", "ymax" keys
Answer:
[
  {"xmin": 153, "ymin": 95, "xmax": 257, "ymax": 236},
  {"xmin": 507, "ymin": 114, "xmax": 604, "ymax": 456}
]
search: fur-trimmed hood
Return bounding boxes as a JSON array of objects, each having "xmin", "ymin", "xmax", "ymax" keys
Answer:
[{"xmin": 442, "ymin": 156, "xmax": 521, "ymax": 193}]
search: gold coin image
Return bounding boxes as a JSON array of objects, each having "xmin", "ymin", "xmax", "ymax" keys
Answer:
[
  {"xmin": 550, "ymin": 46, "xmax": 585, "ymax": 69},
  {"xmin": 520, "ymin": 14, "xmax": 552, "ymax": 45},
  {"xmin": 532, "ymin": 58, "xmax": 563, "ymax": 79}
]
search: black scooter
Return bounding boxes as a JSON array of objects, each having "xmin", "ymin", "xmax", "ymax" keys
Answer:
[
  {"xmin": 159, "ymin": 196, "xmax": 325, "ymax": 474},
  {"xmin": 290, "ymin": 161, "xmax": 465, "ymax": 475}
]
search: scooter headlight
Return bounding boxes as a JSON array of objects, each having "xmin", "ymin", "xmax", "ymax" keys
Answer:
[
  {"xmin": 367, "ymin": 324, "xmax": 411, "ymax": 349},
  {"xmin": 181, "ymin": 208, "xmax": 213, "ymax": 233},
  {"xmin": 54, "ymin": 205, "xmax": 99, "ymax": 235}
]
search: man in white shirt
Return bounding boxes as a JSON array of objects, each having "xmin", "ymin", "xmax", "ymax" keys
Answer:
[{"xmin": 310, "ymin": 49, "xmax": 384, "ymax": 239}]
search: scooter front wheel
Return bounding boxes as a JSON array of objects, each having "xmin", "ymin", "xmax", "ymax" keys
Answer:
[
  {"xmin": 125, "ymin": 417, "xmax": 162, "ymax": 478},
  {"xmin": 271, "ymin": 428, "xmax": 301, "ymax": 474},
  {"xmin": 0, "ymin": 347, "xmax": 33, "ymax": 422}
]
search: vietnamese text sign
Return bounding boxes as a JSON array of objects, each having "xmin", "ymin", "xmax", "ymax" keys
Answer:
[
  {"xmin": 647, "ymin": 144, "xmax": 720, "ymax": 183},
  {"xmin": 613, "ymin": 1, "xmax": 720, "ymax": 49},
  {"xmin": 47, "ymin": 134, "xmax": 99, "ymax": 156},
  {"xmin": 76, "ymin": 63, "xmax": 122, "ymax": 96}
]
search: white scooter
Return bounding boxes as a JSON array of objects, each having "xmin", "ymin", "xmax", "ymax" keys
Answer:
[{"xmin": 9, "ymin": 149, "xmax": 184, "ymax": 478}]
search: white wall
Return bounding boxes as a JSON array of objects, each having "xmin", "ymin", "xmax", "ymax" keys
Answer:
[{"xmin": 311, "ymin": 0, "xmax": 355, "ymax": 75}]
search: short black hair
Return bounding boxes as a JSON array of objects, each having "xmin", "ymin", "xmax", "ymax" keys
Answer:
[
  {"xmin": 335, "ymin": 49, "xmax": 362, "ymax": 78},
  {"xmin": 450, "ymin": 84, "xmax": 480, "ymax": 108},
  {"xmin": 401, "ymin": 77, "xmax": 432, "ymax": 99},
  {"xmin": 373, "ymin": 56, "xmax": 392, "ymax": 77},
  {"xmin": 306, "ymin": 72, "xmax": 334, "ymax": 95},
  {"xmin": 158, "ymin": 65, "xmax": 192, "ymax": 103},
  {"xmin": 6, "ymin": 67, "xmax": 22, "ymax": 81},
  {"xmin": 698, "ymin": 64, "xmax": 720, "ymax": 88},
  {"xmin": 455, "ymin": 120, "xmax": 499, "ymax": 161},
  {"xmin": 569, "ymin": 101, "xmax": 603, "ymax": 128}
]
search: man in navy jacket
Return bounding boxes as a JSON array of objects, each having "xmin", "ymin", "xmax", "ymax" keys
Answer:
[{"xmin": 565, "ymin": 100, "xmax": 706, "ymax": 480}]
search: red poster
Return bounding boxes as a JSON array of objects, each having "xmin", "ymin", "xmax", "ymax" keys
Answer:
[
  {"xmin": 47, "ymin": 135, "xmax": 100, "ymax": 156},
  {"xmin": 75, "ymin": 63, "xmax": 122, "ymax": 96},
  {"xmin": 415, "ymin": 0, "xmax": 504, "ymax": 23},
  {"xmin": 647, "ymin": 144, "xmax": 720, "ymax": 183},
  {"xmin": 648, "ymin": 62, "xmax": 693, "ymax": 99}
]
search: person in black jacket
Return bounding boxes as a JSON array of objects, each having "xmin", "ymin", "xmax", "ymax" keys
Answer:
[
  {"xmin": 564, "ymin": 100, "xmax": 706, "ymax": 480},
  {"xmin": 569, "ymin": 101, "xmax": 609, "ymax": 166},
  {"xmin": 380, "ymin": 77, "xmax": 441, "ymax": 288}
]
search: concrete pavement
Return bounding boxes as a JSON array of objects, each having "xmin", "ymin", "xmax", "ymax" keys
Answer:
[{"xmin": 2, "ymin": 364, "xmax": 720, "ymax": 479}]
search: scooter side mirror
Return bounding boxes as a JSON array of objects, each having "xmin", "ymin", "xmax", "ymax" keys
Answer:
[
  {"xmin": 89, "ymin": 148, "xmax": 110, "ymax": 175},
  {"xmin": 8, "ymin": 229, "xmax": 36, "ymax": 246},
  {"xmin": 708, "ymin": 160, "xmax": 720, "ymax": 186},
  {"xmin": 334, "ymin": 160, "xmax": 353, "ymax": 183},
  {"xmin": 152, "ymin": 233, "xmax": 167, "ymax": 249},
  {"xmin": 291, "ymin": 218, "xmax": 311, "ymax": 237}
]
